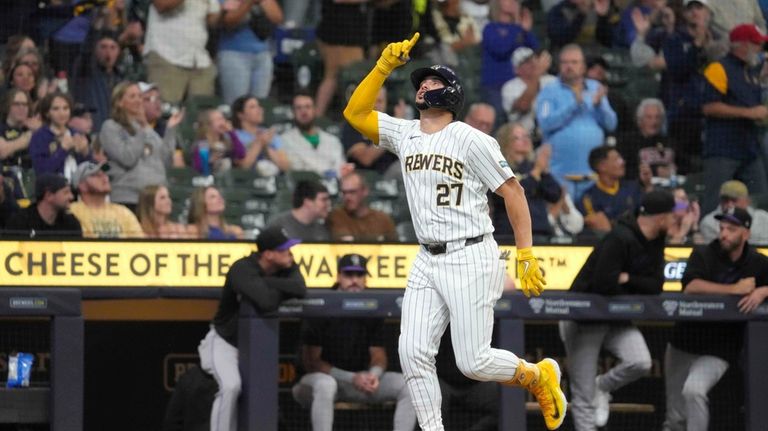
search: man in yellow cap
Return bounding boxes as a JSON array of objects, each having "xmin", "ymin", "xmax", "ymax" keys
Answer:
[{"xmin": 699, "ymin": 180, "xmax": 768, "ymax": 245}]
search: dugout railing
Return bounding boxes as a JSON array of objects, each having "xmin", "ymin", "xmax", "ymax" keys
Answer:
[
  {"xmin": 236, "ymin": 290, "xmax": 768, "ymax": 431},
  {"xmin": 0, "ymin": 288, "xmax": 83, "ymax": 431}
]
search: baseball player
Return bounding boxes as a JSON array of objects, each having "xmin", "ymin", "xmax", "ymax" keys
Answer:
[{"xmin": 343, "ymin": 33, "xmax": 567, "ymax": 430}]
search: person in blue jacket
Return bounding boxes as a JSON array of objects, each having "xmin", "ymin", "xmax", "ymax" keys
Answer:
[{"xmin": 535, "ymin": 44, "xmax": 617, "ymax": 199}]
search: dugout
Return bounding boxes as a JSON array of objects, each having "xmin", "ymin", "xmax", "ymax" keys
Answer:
[{"xmin": 2, "ymin": 241, "xmax": 768, "ymax": 430}]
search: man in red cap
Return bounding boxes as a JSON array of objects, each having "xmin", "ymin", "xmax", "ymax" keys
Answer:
[{"xmin": 700, "ymin": 23, "xmax": 768, "ymax": 214}]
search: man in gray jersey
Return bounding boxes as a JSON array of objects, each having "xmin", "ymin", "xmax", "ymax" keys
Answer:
[{"xmin": 344, "ymin": 33, "xmax": 567, "ymax": 431}]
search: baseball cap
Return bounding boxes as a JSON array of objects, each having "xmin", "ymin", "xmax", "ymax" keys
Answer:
[
  {"xmin": 683, "ymin": 0, "xmax": 708, "ymax": 7},
  {"xmin": 138, "ymin": 82, "xmax": 158, "ymax": 93},
  {"xmin": 338, "ymin": 254, "xmax": 368, "ymax": 274},
  {"xmin": 729, "ymin": 24, "xmax": 768, "ymax": 44},
  {"xmin": 256, "ymin": 226, "xmax": 301, "ymax": 252},
  {"xmin": 586, "ymin": 56, "xmax": 610, "ymax": 70},
  {"xmin": 35, "ymin": 173, "xmax": 69, "ymax": 201},
  {"xmin": 719, "ymin": 180, "xmax": 749, "ymax": 199},
  {"xmin": 71, "ymin": 161, "xmax": 109, "ymax": 188},
  {"xmin": 715, "ymin": 207, "xmax": 752, "ymax": 229},
  {"xmin": 512, "ymin": 47, "xmax": 535, "ymax": 68},
  {"xmin": 638, "ymin": 190, "xmax": 675, "ymax": 215}
]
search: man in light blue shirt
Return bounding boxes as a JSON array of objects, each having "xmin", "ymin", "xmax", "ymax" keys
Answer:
[{"xmin": 536, "ymin": 44, "xmax": 617, "ymax": 199}]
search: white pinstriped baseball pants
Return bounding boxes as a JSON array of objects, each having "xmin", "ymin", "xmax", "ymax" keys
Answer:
[{"xmin": 398, "ymin": 235, "xmax": 521, "ymax": 431}]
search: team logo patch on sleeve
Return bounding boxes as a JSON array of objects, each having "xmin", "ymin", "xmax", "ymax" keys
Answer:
[{"xmin": 499, "ymin": 160, "xmax": 510, "ymax": 169}]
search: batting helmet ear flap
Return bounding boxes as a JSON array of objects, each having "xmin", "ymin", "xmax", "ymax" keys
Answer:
[{"xmin": 411, "ymin": 64, "xmax": 465, "ymax": 118}]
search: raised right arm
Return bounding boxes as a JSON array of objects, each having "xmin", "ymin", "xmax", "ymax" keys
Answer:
[{"xmin": 344, "ymin": 33, "xmax": 420, "ymax": 143}]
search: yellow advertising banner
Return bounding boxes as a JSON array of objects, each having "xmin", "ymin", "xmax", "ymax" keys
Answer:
[{"xmin": 0, "ymin": 241, "xmax": 765, "ymax": 291}]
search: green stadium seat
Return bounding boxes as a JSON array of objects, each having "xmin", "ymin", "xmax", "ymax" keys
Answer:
[
  {"xmin": 168, "ymin": 184, "xmax": 193, "ymax": 223},
  {"xmin": 682, "ymin": 171, "xmax": 705, "ymax": 197},
  {"xmin": 357, "ymin": 170, "xmax": 401, "ymax": 199},
  {"xmin": 270, "ymin": 188, "xmax": 294, "ymax": 215},
  {"xmin": 315, "ymin": 116, "xmax": 342, "ymax": 138},
  {"xmin": 751, "ymin": 193, "xmax": 768, "ymax": 211},
  {"xmin": 396, "ymin": 221, "xmax": 417, "ymax": 243},
  {"xmin": 217, "ymin": 170, "xmax": 280, "ymax": 197},
  {"xmin": 240, "ymin": 196, "xmax": 275, "ymax": 230},
  {"xmin": 338, "ymin": 60, "xmax": 376, "ymax": 104},
  {"xmin": 371, "ymin": 179, "xmax": 401, "ymax": 200},
  {"xmin": 457, "ymin": 45, "xmax": 482, "ymax": 75},
  {"xmin": 291, "ymin": 41, "xmax": 322, "ymax": 93},
  {"xmin": 287, "ymin": 170, "xmax": 321, "ymax": 186},
  {"xmin": 167, "ymin": 167, "xmax": 197, "ymax": 186},
  {"xmin": 371, "ymin": 195, "xmax": 410, "ymax": 223},
  {"xmin": 258, "ymin": 97, "xmax": 293, "ymax": 129},
  {"xmin": 178, "ymin": 95, "xmax": 224, "ymax": 148},
  {"xmin": 19, "ymin": 168, "xmax": 35, "ymax": 202},
  {"xmin": 223, "ymin": 200, "xmax": 246, "ymax": 225}
]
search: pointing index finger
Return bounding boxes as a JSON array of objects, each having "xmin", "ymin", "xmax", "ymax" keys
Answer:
[{"xmin": 406, "ymin": 32, "xmax": 420, "ymax": 50}]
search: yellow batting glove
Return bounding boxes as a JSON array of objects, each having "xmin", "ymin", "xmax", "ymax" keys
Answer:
[
  {"xmin": 376, "ymin": 32, "xmax": 420, "ymax": 75},
  {"xmin": 517, "ymin": 247, "xmax": 546, "ymax": 298}
]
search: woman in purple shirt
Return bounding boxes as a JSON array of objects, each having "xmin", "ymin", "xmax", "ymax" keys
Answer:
[{"xmin": 29, "ymin": 92, "xmax": 91, "ymax": 179}]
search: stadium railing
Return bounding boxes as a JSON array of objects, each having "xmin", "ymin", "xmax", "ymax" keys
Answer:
[{"xmin": 232, "ymin": 290, "xmax": 768, "ymax": 431}]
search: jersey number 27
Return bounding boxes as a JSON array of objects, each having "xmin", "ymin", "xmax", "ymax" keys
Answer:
[{"xmin": 436, "ymin": 183, "xmax": 463, "ymax": 206}]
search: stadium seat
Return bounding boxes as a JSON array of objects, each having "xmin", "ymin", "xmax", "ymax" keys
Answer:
[
  {"xmin": 167, "ymin": 167, "xmax": 197, "ymax": 186},
  {"xmin": 217, "ymin": 170, "xmax": 280, "ymax": 197},
  {"xmin": 271, "ymin": 187, "xmax": 294, "ymax": 214},
  {"xmin": 751, "ymin": 193, "xmax": 768, "ymax": 211},
  {"xmin": 338, "ymin": 59, "xmax": 376, "ymax": 105},
  {"xmin": 167, "ymin": 166, "xmax": 213, "ymax": 189},
  {"xmin": 681, "ymin": 171, "xmax": 705, "ymax": 197},
  {"xmin": 259, "ymin": 97, "xmax": 294, "ymax": 131},
  {"xmin": 222, "ymin": 188, "xmax": 252, "ymax": 203},
  {"xmin": 371, "ymin": 179, "xmax": 401, "ymax": 200},
  {"xmin": 223, "ymin": 200, "xmax": 246, "ymax": 226},
  {"xmin": 178, "ymin": 95, "xmax": 224, "ymax": 147},
  {"xmin": 287, "ymin": 170, "xmax": 321, "ymax": 186},
  {"xmin": 290, "ymin": 40, "xmax": 322, "ymax": 93},
  {"xmin": 240, "ymin": 197, "xmax": 274, "ymax": 231},
  {"xmin": 396, "ymin": 221, "xmax": 417, "ymax": 243},
  {"xmin": 315, "ymin": 116, "xmax": 342, "ymax": 138},
  {"xmin": 168, "ymin": 185, "xmax": 193, "ymax": 223},
  {"xmin": 19, "ymin": 168, "xmax": 35, "ymax": 203},
  {"xmin": 357, "ymin": 170, "xmax": 401, "ymax": 200}
]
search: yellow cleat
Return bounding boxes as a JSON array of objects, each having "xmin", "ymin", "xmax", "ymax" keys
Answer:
[{"xmin": 505, "ymin": 358, "xmax": 567, "ymax": 430}]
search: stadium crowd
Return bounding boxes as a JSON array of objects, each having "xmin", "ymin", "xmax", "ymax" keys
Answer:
[
  {"xmin": 0, "ymin": 0, "xmax": 768, "ymax": 245},
  {"xmin": 2, "ymin": 0, "xmax": 768, "ymax": 430}
]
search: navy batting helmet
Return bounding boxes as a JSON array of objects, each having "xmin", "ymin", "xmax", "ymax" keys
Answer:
[{"xmin": 410, "ymin": 65, "xmax": 464, "ymax": 118}]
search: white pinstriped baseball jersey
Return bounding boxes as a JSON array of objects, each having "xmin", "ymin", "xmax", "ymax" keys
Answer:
[{"xmin": 377, "ymin": 113, "xmax": 515, "ymax": 243}]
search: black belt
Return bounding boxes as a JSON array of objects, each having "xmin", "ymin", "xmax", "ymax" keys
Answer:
[{"xmin": 421, "ymin": 235, "xmax": 484, "ymax": 255}]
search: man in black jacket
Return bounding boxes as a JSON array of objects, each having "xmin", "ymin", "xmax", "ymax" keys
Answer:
[
  {"xmin": 560, "ymin": 189, "xmax": 676, "ymax": 431},
  {"xmin": 663, "ymin": 207, "xmax": 768, "ymax": 430},
  {"xmin": 198, "ymin": 226, "xmax": 307, "ymax": 431},
  {"xmin": 6, "ymin": 173, "xmax": 82, "ymax": 238}
]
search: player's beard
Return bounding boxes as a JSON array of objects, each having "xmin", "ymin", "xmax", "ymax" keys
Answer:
[{"xmin": 719, "ymin": 236, "xmax": 741, "ymax": 254}]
